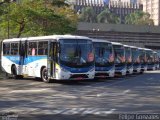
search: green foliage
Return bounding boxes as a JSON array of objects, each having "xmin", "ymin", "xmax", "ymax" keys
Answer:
[
  {"xmin": 125, "ymin": 11, "xmax": 154, "ymax": 25},
  {"xmin": 97, "ymin": 8, "xmax": 120, "ymax": 24},
  {"xmin": 0, "ymin": 0, "xmax": 78, "ymax": 39},
  {"xmin": 79, "ymin": 7, "xmax": 97, "ymax": 23},
  {"xmin": 78, "ymin": 7, "xmax": 120, "ymax": 24}
]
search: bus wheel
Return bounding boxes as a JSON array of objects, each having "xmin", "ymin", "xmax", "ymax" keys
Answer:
[{"xmin": 41, "ymin": 67, "xmax": 51, "ymax": 83}]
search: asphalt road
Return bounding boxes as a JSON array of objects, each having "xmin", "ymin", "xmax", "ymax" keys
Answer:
[{"xmin": 0, "ymin": 71, "xmax": 160, "ymax": 120}]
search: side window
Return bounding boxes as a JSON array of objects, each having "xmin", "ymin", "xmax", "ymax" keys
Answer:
[
  {"xmin": 11, "ymin": 43, "xmax": 18, "ymax": 55},
  {"xmin": 3, "ymin": 43, "xmax": 10, "ymax": 55},
  {"xmin": 28, "ymin": 42, "xmax": 37, "ymax": 56},
  {"xmin": 38, "ymin": 41, "xmax": 48, "ymax": 55}
]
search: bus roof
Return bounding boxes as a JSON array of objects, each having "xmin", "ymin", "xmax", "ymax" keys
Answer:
[
  {"xmin": 2, "ymin": 35, "xmax": 91, "ymax": 42},
  {"xmin": 129, "ymin": 46, "xmax": 139, "ymax": 49},
  {"xmin": 143, "ymin": 48, "xmax": 153, "ymax": 51},
  {"xmin": 111, "ymin": 42, "xmax": 123, "ymax": 45},
  {"xmin": 92, "ymin": 39, "xmax": 111, "ymax": 43},
  {"xmin": 123, "ymin": 44, "xmax": 131, "ymax": 48}
]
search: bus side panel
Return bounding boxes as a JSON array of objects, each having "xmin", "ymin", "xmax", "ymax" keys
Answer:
[
  {"xmin": 1, "ymin": 56, "xmax": 20, "ymax": 74},
  {"xmin": 25, "ymin": 56, "xmax": 47, "ymax": 77}
]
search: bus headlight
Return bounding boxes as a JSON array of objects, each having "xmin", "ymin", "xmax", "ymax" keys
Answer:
[{"xmin": 61, "ymin": 67, "xmax": 69, "ymax": 72}]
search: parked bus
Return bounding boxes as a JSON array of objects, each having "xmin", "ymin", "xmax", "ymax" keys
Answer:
[
  {"xmin": 93, "ymin": 39, "xmax": 115, "ymax": 78},
  {"xmin": 1, "ymin": 35, "xmax": 95, "ymax": 83},
  {"xmin": 131, "ymin": 46, "xmax": 141, "ymax": 73},
  {"xmin": 124, "ymin": 45, "xmax": 133, "ymax": 74},
  {"xmin": 138, "ymin": 48, "xmax": 148, "ymax": 73},
  {"xmin": 153, "ymin": 51, "xmax": 159, "ymax": 70},
  {"xmin": 146, "ymin": 49, "xmax": 156, "ymax": 70},
  {"xmin": 111, "ymin": 42, "xmax": 126, "ymax": 76}
]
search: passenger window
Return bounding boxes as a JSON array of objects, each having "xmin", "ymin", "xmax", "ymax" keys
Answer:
[
  {"xmin": 3, "ymin": 43, "xmax": 10, "ymax": 55},
  {"xmin": 11, "ymin": 43, "xmax": 18, "ymax": 55},
  {"xmin": 28, "ymin": 42, "xmax": 37, "ymax": 56},
  {"xmin": 38, "ymin": 41, "xmax": 48, "ymax": 55}
]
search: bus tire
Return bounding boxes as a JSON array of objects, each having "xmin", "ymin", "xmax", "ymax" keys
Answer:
[{"xmin": 41, "ymin": 67, "xmax": 51, "ymax": 83}]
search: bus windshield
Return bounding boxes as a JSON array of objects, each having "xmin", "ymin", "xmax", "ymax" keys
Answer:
[
  {"xmin": 59, "ymin": 39, "xmax": 94, "ymax": 67},
  {"xmin": 114, "ymin": 45, "xmax": 125, "ymax": 64},
  {"xmin": 154, "ymin": 53, "xmax": 159, "ymax": 63},
  {"xmin": 94, "ymin": 42, "xmax": 114, "ymax": 66},
  {"xmin": 125, "ymin": 47, "xmax": 132, "ymax": 64},
  {"xmin": 146, "ymin": 51, "xmax": 154, "ymax": 63},
  {"xmin": 139, "ymin": 50, "xmax": 146, "ymax": 63},
  {"xmin": 132, "ymin": 48, "xmax": 140, "ymax": 63}
]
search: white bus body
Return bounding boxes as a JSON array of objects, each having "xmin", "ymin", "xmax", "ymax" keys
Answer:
[
  {"xmin": 93, "ymin": 39, "xmax": 115, "ymax": 78},
  {"xmin": 1, "ymin": 35, "xmax": 95, "ymax": 82}
]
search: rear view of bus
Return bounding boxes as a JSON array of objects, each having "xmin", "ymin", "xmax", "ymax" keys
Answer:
[
  {"xmin": 93, "ymin": 39, "xmax": 115, "ymax": 78},
  {"xmin": 131, "ymin": 46, "xmax": 141, "ymax": 73},
  {"xmin": 139, "ymin": 48, "xmax": 147, "ymax": 73},
  {"xmin": 124, "ymin": 45, "xmax": 133, "ymax": 74},
  {"xmin": 146, "ymin": 49, "xmax": 156, "ymax": 70},
  {"xmin": 112, "ymin": 42, "xmax": 126, "ymax": 76}
]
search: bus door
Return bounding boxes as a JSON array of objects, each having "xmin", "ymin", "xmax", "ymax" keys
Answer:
[
  {"xmin": 47, "ymin": 41, "xmax": 57, "ymax": 78},
  {"xmin": 19, "ymin": 40, "xmax": 28, "ymax": 75}
]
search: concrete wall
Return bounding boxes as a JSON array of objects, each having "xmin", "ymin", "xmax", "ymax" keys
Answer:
[
  {"xmin": 77, "ymin": 22, "xmax": 160, "ymax": 33},
  {"xmin": 74, "ymin": 22, "xmax": 160, "ymax": 50}
]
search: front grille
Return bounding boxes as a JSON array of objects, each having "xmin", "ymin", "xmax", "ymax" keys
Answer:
[
  {"xmin": 70, "ymin": 74, "xmax": 88, "ymax": 79},
  {"xmin": 95, "ymin": 73, "xmax": 109, "ymax": 77}
]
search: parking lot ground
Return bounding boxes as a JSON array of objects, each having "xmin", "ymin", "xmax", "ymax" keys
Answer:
[{"xmin": 0, "ymin": 71, "xmax": 160, "ymax": 120}]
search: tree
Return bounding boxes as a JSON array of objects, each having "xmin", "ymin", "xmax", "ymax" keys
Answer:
[
  {"xmin": 125, "ymin": 11, "xmax": 154, "ymax": 25},
  {"xmin": 0, "ymin": 0, "xmax": 78, "ymax": 39},
  {"xmin": 79, "ymin": 7, "xmax": 97, "ymax": 23},
  {"xmin": 97, "ymin": 8, "xmax": 120, "ymax": 24}
]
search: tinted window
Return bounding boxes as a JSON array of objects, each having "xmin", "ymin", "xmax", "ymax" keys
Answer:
[
  {"xmin": 3, "ymin": 43, "xmax": 10, "ymax": 55},
  {"xmin": 11, "ymin": 43, "xmax": 19, "ymax": 55},
  {"xmin": 38, "ymin": 41, "xmax": 48, "ymax": 55},
  {"xmin": 28, "ymin": 42, "xmax": 37, "ymax": 56}
]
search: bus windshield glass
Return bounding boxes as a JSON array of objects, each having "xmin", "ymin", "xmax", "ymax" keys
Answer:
[
  {"xmin": 132, "ymin": 48, "xmax": 140, "ymax": 63},
  {"xmin": 154, "ymin": 53, "xmax": 159, "ymax": 63},
  {"xmin": 146, "ymin": 51, "xmax": 154, "ymax": 63},
  {"xmin": 114, "ymin": 45, "xmax": 125, "ymax": 64},
  {"xmin": 139, "ymin": 50, "xmax": 146, "ymax": 63},
  {"xmin": 59, "ymin": 39, "xmax": 94, "ymax": 67},
  {"xmin": 125, "ymin": 47, "xmax": 132, "ymax": 64},
  {"xmin": 94, "ymin": 42, "xmax": 114, "ymax": 66}
]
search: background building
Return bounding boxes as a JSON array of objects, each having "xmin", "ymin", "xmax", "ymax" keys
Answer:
[
  {"xmin": 138, "ymin": 0, "xmax": 160, "ymax": 26},
  {"xmin": 72, "ymin": 0, "xmax": 142, "ymax": 23},
  {"xmin": 75, "ymin": 22, "xmax": 160, "ymax": 54}
]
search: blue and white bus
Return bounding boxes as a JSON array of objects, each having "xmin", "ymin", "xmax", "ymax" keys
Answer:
[
  {"xmin": 93, "ymin": 39, "xmax": 115, "ymax": 78},
  {"xmin": 146, "ymin": 49, "xmax": 156, "ymax": 70},
  {"xmin": 139, "ymin": 48, "xmax": 148, "ymax": 73},
  {"xmin": 1, "ymin": 35, "xmax": 95, "ymax": 83},
  {"xmin": 153, "ymin": 51, "xmax": 159, "ymax": 70},
  {"xmin": 111, "ymin": 42, "xmax": 126, "ymax": 76},
  {"xmin": 124, "ymin": 45, "xmax": 133, "ymax": 74},
  {"xmin": 131, "ymin": 46, "xmax": 141, "ymax": 73}
]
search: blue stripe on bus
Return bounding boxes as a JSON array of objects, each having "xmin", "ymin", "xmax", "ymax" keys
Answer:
[
  {"xmin": 133, "ymin": 64, "xmax": 141, "ymax": 69},
  {"xmin": 61, "ymin": 64, "xmax": 94, "ymax": 73},
  {"xmin": 115, "ymin": 66, "xmax": 126, "ymax": 70},
  {"xmin": 5, "ymin": 56, "xmax": 47, "ymax": 65},
  {"xmin": 4, "ymin": 56, "xmax": 94, "ymax": 73},
  {"xmin": 96, "ymin": 66, "xmax": 114, "ymax": 71}
]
